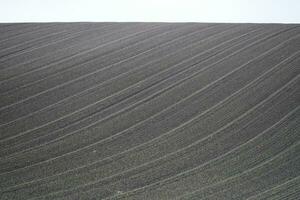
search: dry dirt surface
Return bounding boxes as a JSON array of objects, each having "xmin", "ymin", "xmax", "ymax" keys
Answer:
[{"xmin": 0, "ymin": 22, "xmax": 299, "ymax": 200}]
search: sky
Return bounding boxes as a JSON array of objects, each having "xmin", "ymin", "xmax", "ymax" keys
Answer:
[{"xmin": 0, "ymin": 0, "xmax": 299, "ymax": 23}]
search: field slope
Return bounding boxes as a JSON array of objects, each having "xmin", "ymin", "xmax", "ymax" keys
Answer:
[{"xmin": 0, "ymin": 22, "xmax": 299, "ymax": 200}]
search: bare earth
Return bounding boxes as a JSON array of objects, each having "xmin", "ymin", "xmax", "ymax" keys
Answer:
[{"xmin": 0, "ymin": 22, "xmax": 299, "ymax": 199}]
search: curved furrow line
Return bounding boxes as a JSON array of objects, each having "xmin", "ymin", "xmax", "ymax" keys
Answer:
[
  {"xmin": 2, "ymin": 29, "xmax": 296, "ymax": 161},
  {"xmin": 0, "ymin": 25, "xmax": 248, "ymax": 147},
  {"xmin": 35, "ymin": 142, "xmax": 300, "ymax": 200},
  {"xmin": 0, "ymin": 23, "xmax": 122, "ymax": 61},
  {"xmin": 0, "ymin": 24, "xmax": 226, "ymax": 110},
  {"xmin": 180, "ymin": 125, "xmax": 300, "ymax": 200},
  {"xmin": 0, "ymin": 24, "xmax": 222, "ymax": 103},
  {"xmin": 0, "ymin": 23, "xmax": 117, "ymax": 53},
  {"xmin": 0, "ymin": 25, "xmax": 179, "ymax": 73},
  {"xmin": 2, "ymin": 24, "xmax": 232, "ymax": 98},
  {"xmin": 0, "ymin": 23, "xmax": 61, "ymax": 44},
  {"xmin": 0, "ymin": 50, "xmax": 298, "ymax": 190},
  {"xmin": 0, "ymin": 23, "xmax": 171, "ymax": 83},
  {"xmin": 0, "ymin": 26, "xmax": 261, "ymax": 156},
  {"xmin": 1, "ymin": 38, "xmax": 298, "ymax": 169},
  {"xmin": 0, "ymin": 23, "xmax": 36, "ymax": 35},
  {"xmin": 0, "ymin": 24, "xmax": 235, "ymax": 125},
  {"xmin": 0, "ymin": 30, "xmax": 72, "ymax": 58},
  {"xmin": 209, "ymin": 155, "xmax": 300, "ymax": 200},
  {"xmin": 0, "ymin": 29, "xmax": 70, "ymax": 53},
  {"xmin": 0, "ymin": 27, "xmax": 278, "ymax": 161},
  {"xmin": 0, "ymin": 24, "xmax": 207, "ymax": 100},
  {"xmin": 0, "ymin": 25, "xmax": 288, "ymax": 134},
  {"xmin": 0, "ymin": 23, "xmax": 111, "ymax": 54},
  {"xmin": 0, "ymin": 29, "xmax": 298, "ymax": 177},
  {"xmin": 0, "ymin": 25, "xmax": 177, "ymax": 87},
  {"xmin": 119, "ymin": 96, "xmax": 300, "ymax": 200},
  {"xmin": 0, "ymin": 23, "xmax": 120, "ymax": 60},
  {"xmin": 0, "ymin": 23, "xmax": 152, "ymax": 72},
  {"xmin": 178, "ymin": 143, "xmax": 300, "ymax": 200},
  {"xmin": 0, "ymin": 23, "xmax": 298, "ymax": 200},
  {"xmin": 245, "ymin": 176, "xmax": 300, "ymax": 200},
  {"xmin": 2, "ymin": 58, "xmax": 298, "ymax": 197},
  {"xmin": 0, "ymin": 24, "xmax": 252, "ymax": 145},
  {"xmin": 31, "ymin": 101, "xmax": 300, "ymax": 200},
  {"xmin": 106, "ymin": 107, "xmax": 300, "ymax": 200},
  {"xmin": 0, "ymin": 23, "xmax": 141, "ymax": 68},
  {"xmin": 0, "ymin": 24, "xmax": 75, "ymax": 42}
]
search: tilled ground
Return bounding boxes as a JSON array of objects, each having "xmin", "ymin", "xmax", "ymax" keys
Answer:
[{"xmin": 0, "ymin": 22, "xmax": 299, "ymax": 200}]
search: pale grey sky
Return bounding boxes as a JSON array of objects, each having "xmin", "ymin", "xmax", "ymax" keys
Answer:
[{"xmin": 0, "ymin": 0, "xmax": 299, "ymax": 23}]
